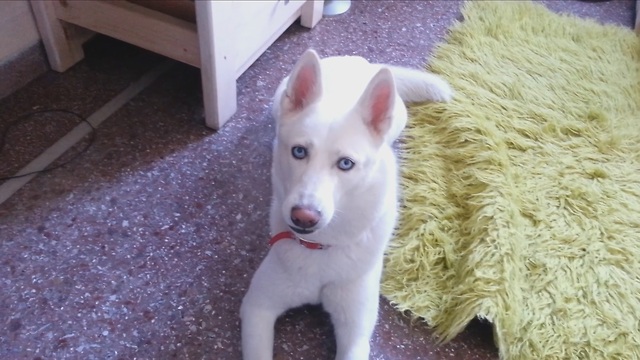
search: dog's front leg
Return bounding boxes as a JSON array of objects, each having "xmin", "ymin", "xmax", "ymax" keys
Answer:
[
  {"xmin": 240, "ymin": 302, "xmax": 279, "ymax": 360},
  {"xmin": 322, "ymin": 277, "xmax": 380, "ymax": 360},
  {"xmin": 240, "ymin": 255, "xmax": 288, "ymax": 360}
]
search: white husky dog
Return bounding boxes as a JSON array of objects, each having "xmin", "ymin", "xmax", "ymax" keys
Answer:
[{"xmin": 240, "ymin": 49, "xmax": 452, "ymax": 360}]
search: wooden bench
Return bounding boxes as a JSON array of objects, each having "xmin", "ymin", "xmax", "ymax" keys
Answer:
[{"xmin": 30, "ymin": 0, "xmax": 324, "ymax": 129}]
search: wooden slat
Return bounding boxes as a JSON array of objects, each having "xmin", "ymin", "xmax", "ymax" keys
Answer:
[
  {"xmin": 53, "ymin": 0, "xmax": 200, "ymax": 68},
  {"xmin": 127, "ymin": 0, "xmax": 196, "ymax": 23}
]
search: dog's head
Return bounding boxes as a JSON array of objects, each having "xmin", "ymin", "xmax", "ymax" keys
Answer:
[{"xmin": 271, "ymin": 49, "xmax": 396, "ymax": 236}]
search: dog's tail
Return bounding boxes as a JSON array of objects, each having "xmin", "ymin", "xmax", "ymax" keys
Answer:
[{"xmin": 386, "ymin": 65, "xmax": 453, "ymax": 103}]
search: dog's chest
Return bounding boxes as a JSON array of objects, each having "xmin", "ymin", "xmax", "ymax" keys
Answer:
[{"xmin": 274, "ymin": 239, "xmax": 380, "ymax": 285}]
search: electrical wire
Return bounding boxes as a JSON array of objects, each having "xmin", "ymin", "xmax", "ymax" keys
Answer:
[{"xmin": 0, "ymin": 109, "xmax": 96, "ymax": 181}]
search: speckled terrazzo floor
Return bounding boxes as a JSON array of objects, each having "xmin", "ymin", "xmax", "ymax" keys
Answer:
[{"xmin": 0, "ymin": 1, "xmax": 636, "ymax": 359}]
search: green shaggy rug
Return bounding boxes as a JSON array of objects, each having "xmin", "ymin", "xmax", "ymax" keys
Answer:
[{"xmin": 381, "ymin": 2, "xmax": 640, "ymax": 359}]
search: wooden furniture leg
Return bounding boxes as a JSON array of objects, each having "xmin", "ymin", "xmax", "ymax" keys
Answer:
[
  {"xmin": 301, "ymin": 0, "xmax": 324, "ymax": 28},
  {"xmin": 195, "ymin": 1, "xmax": 236, "ymax": 130},
  {"xmin": 30, "ymin": 0, "xmax": 87, "ymax": 72}
]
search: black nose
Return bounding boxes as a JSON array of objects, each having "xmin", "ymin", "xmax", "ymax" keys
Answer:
[{"xmin": 290, "ymin": 206, "xmax": 321, "ymax": 229}]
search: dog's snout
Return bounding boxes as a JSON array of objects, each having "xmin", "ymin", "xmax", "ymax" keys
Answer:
[{"xmin": 291, "ymin": 206, "xmax": 321, "ymax": 229}]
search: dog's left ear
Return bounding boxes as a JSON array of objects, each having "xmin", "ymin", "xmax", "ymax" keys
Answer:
[{"xmin": 357, "ymin": 68, "xmax": 396, "ymax": 143}]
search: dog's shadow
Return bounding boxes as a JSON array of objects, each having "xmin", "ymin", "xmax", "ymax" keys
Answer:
[{"xmin": 273, "ymin": 304, "xmax": 336, "ymax": 360}]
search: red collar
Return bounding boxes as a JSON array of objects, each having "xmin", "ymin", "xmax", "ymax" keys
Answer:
[{"xmin": 269, "ymin": 231, "xmax": 328, "ymax": 250}]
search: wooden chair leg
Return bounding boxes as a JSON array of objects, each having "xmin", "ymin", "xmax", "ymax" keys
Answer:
[
  {"xmin": 301, "ymin": 0, "xmax": 324, "ymax": 28},
  {"xmin": 195, "ymin": 1, "xmax": 237, "ymax": 130},
  {"xmin": 30, "ymin": 0, "xmax": 86, "ymax": 72}
]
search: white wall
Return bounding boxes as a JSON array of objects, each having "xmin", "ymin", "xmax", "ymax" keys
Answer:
[{"xmin": 0, "ymin": 1, "xmax": 41, "ymax": 65}]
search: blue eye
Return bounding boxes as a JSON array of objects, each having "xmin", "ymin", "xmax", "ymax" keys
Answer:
[
  {"xmin": 291, "ymin": 146, "xmax": 307, "ymax": 159},
  {"xmin": 337, "ymin": 157, "xmax": 355, "ymax": 171}
]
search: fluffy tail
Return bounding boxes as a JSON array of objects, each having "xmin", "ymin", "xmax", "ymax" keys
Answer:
[{"xmin": 386, "ymin": 65, "xmax": 453, "ymax": 103}]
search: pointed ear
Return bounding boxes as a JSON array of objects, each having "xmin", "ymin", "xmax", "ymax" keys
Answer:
[
  {"xmin": 280, "ymin": 49, "xmax": 322, "ymax": 116},
  {"xmin": 357, "ymin": 68, "xmax": 396, "ymax": 142}
]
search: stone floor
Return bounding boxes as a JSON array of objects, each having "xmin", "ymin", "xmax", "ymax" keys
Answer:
[{"xmin": 0, "ymin": 1, "xmax": 636, "ymax": 359}]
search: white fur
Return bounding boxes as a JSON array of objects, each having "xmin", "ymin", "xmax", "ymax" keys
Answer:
[{"xmin": 240, "ymin": 49, "xmax": 452, "ymax": 360}]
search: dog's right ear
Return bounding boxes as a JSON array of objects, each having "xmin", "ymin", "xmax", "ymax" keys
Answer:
[{"xmin": 280, "ymin": 49, "xmax": 322, "ymax": 116}]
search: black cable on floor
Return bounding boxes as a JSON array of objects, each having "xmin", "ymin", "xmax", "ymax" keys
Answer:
[{"xmin": 0, "ymin": 109, "xmax": 96, "ymax": 181}]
